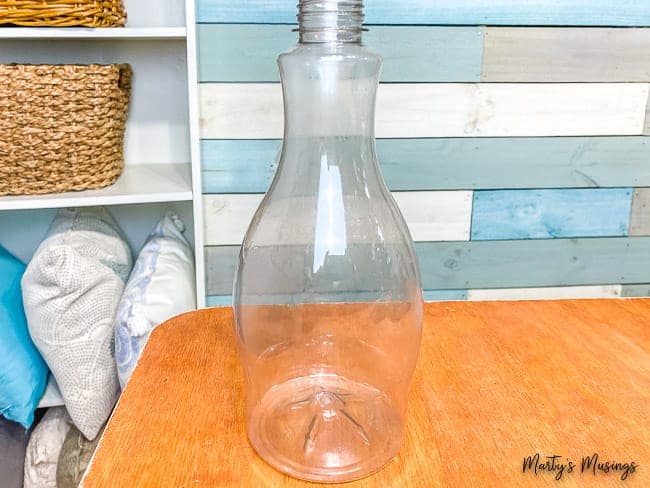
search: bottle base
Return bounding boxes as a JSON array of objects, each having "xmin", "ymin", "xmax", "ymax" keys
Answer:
[{"xmin": 247, "ymin": 374, "xmax": 403, "ymax": 483}]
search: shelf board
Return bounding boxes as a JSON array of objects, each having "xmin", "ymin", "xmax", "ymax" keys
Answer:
[
  {"xmin": 0, "ymin": 163, "xmax": 193, "ymax": 211},
  {"xmin": 0, "ymin": 26, "xmax": 186, "ymax": 39}
]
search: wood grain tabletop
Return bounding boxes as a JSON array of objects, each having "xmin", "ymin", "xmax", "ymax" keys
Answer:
[{"xmin": 83, "ymin": 299, "xmax": 650, "ymax": 487}]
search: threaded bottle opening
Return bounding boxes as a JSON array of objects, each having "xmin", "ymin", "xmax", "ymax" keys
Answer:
[{"xmin": 297, "ymin": 0, "xmax": 365, "ymax": 44}]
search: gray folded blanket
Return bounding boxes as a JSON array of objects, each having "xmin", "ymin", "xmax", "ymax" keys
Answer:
[
  {"xmin": 57, "ymin": 423, "xmax": 106, "ymax": 488},
  {"xmin": 0, "ymin": 416, "xmax": 30, "ymax": 488}
]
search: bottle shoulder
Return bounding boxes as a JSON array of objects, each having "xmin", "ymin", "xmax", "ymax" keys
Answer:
[{"xmin": 279, "ymin": 43, "xmax": 382, "ymax": 64}]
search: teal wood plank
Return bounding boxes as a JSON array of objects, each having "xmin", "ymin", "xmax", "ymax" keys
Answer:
[
  {"xmin": 205, "ymin": 246, "xmax": 239, "ymax": 295},
  {"xmin": 621, "ymin": 284, "xmax": 650, "ymax": 297},
  {"xmin": 198, "ymin": 24, "xmax": 483, "ymax": 82},
  {"xmin": 201, "ymin": 137, "xmax": 650, "ymax": 193},
  {"xmin": 205, "ymin": 247, "xmax": 469, "ymax": 299},
  {"xmin": 206, "ymin": 295, "xmax": 233, "ymax": 307},
  {"xmin": 423, "ymin": 290, "xmax": 468, "ymax": 302},
  {"xmin": 471, "ymin": 189, "xmax": 633, "ymax": 240},
  {"xmin": 197, "ymin": 1, "xmax": 650, "ymax": 26},
  {"xmin": 416, "ymin": 238, "xmax": 650, "ymax": 290},
  {"xmin": 207, "ymin": 291, "xmax": 467, "ymax": 306},
  {"xmin": 205, "ymin": 237, "xmax": 650, "ymax": 295}
]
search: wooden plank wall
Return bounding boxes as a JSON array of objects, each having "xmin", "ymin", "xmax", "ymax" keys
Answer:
[{"xmin": 197, "ymin": 1, "xmax": 650, "ymax": 304}]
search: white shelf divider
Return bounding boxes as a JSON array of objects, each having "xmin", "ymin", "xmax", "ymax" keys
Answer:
[
  {"xmin": 0, "ymin": 27, "xmax": 186, "ymax": 39},
  {"xmin": 0, "ymin": 163, "xmax": 193, "ymax": 211}
]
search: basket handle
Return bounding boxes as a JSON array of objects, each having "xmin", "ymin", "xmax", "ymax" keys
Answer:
[{"xmin": 118, "ymin": 64, "xmax": 132, "ymax": 92}]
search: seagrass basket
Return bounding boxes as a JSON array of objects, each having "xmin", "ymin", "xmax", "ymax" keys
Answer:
[
  {"xmin": 0, "ymin": 0, "xmax": 126, "ymax": 27},
  {"xmin": 0, "ymin": 64, "xmax": 132, "ymax": 196}
]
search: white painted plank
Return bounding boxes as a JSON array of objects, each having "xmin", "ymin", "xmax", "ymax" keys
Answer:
[
  {"xmin": 468, "ymin": 285, "xmax": 622, "ymax": 301},
  {"xmin": 644, "ymin": 91, "xmax": 650, "ymax": 134},
  {"xmin": 394, "ymin": 192, "xmax": 473, "ymax": 241},
  {"xmin": 199, "ymin": 83, "xmax": 649, "ymax": 139},
  {"xmin": 200, "ymin": 84, "xmax": 283, "ymax": 140},
  {"xmin": 203, "ymin": 191, "xmax": 473, "ymax": 246},
  {"xmin": 204, "ymin": 194, "xmax": 263, "ymax": 246},
  {"xmin": 483, "ymin": 27, "xmax": 650, "ymax": 82}
]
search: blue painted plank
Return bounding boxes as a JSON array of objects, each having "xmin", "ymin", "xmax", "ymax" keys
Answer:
[
  {"xmin": 205, "ymin": 237, "xmax": 650, "ymax": 294},
  {"xmin": 201, "ymin": 137, "xmax": 650, "ymax": 193},
  {"xmin": 198, "ymin": 25, "xmax": 483, "ymax": 82},
  {"xmin": 206, "ymin": 295, "xmax": 233, "ymax": 307},
  {"xmin": 471, "ymin": 189, "xmax": 633, "ymax": 240},
  {"xmin": 197, "ymin": 1, "xmax": 650, "ymax": 26},
  {"xmin": 423, "ymin": 290, "xmax": 468, "ymax": 302},
  {"xmin": 201, "ymin": 140, "xmax": 280, "ymax": 194}
]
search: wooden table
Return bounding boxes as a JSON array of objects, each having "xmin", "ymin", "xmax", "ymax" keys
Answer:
[{"xmin": 83, "ymin": 300, "xmax": 650, "ymax": 487}]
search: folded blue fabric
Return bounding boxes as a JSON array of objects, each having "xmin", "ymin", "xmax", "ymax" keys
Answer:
[{"xmin": 0, "ymin": 246, "xmax": 48, "ymax": 428}]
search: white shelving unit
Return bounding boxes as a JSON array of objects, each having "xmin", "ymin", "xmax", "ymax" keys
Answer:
[
  {"xmin": 0, "ymin": 0, "xmax": 205, "ymax": 305},
  {"xmin": 0, "ymin": 0, "xmax": 205, "ymax": 407}
]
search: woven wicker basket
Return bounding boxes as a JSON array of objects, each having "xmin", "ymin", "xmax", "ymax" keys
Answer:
[
  {"xmin": 0, "ymin": 0, "xmax": 126, "ymax": 27},
  {"xmin": 0, "ymin": 64, "xmax": 132, "ymax": 196}
]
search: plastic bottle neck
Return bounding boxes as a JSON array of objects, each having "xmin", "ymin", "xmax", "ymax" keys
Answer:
[{"xmin": 298, "ymin": 0, "xmax": 364, "ymax": 44}]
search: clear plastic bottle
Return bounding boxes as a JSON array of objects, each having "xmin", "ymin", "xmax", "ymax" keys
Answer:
[{"xmin": 233, "ymin": 0, "xmax": 423, "ymax": 482}]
